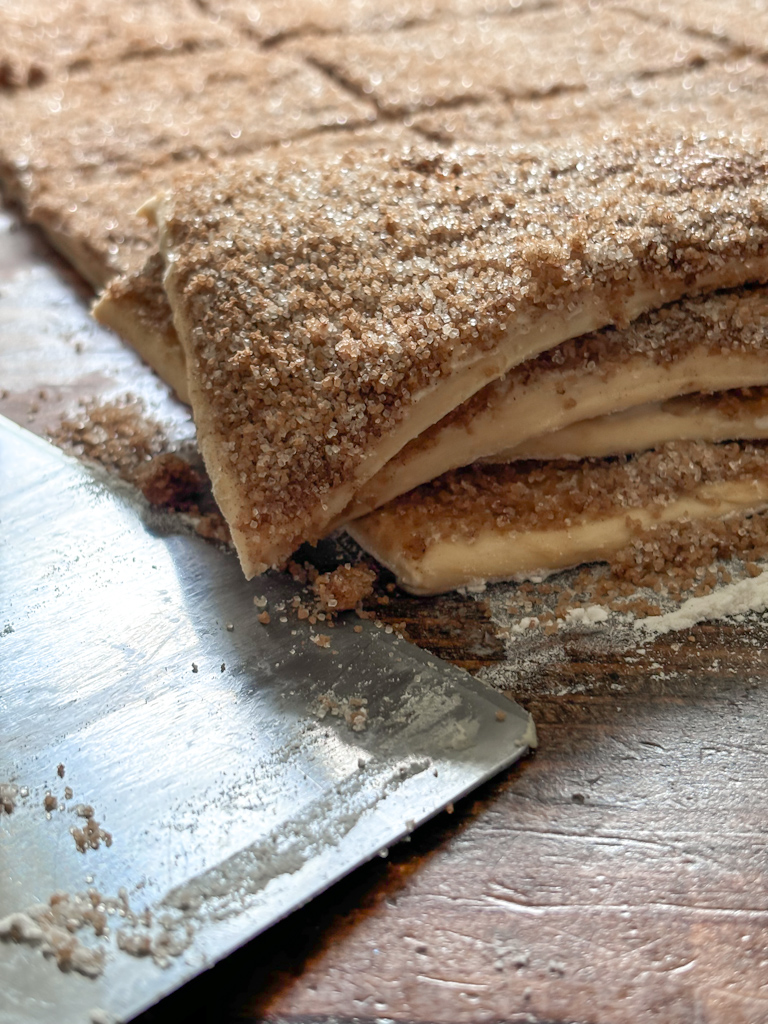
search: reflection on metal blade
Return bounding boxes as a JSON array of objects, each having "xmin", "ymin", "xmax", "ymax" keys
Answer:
[{"xmin": 0, "ymin": 416, "xmax": 535, "ymax": 1024}]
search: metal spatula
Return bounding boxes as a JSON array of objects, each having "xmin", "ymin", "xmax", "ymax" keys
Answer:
[{"xmin": 0, "ymin": 415, "xmax": 535, "ymax": 1024}]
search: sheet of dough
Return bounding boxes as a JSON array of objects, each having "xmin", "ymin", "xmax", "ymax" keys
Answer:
[
  {"xmin": 199, "ymin": 0, "xmax": 551, "ymax": 45},
  {"xmin": 0, "ymin": 47, "xmax": 374, "ymax": 286},
  {"xmin": 91, "ymin": 54, "xmax": 766, "ymax": 401},
  {"xmin": 0, "ymin": 0, "xmax": 235, "ymax": 90},
  {"xmin": 349, "ymin": 441, "xmax": 768, "ymax": 594},
  {"xmin": 153, "ymin": 133, "xmax": 768, "ymax": 577},
  {"xmin": 92, "ymin": 125, "xmax": 422, "ymax": 396},
  {"xmin": 413, "ymin": 57, "xmax": 768, "ymax": 146}
]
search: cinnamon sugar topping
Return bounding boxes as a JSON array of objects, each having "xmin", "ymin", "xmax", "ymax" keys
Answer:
[{"xmin": 366, "ymin": 441, "xmax": 768, "ymax": 555}]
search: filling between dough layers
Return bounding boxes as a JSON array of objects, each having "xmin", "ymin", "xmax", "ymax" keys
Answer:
[
  {"xmin": 348, "ymin": 442, "xmax": 768, "ymax": 594},
  {"xmin": 346, "ymin": 288, "xmax": 768, "ymax": 517},
  {"xmin": 514, "ymin": 388, "xmax": 768, "ymax": 461}
]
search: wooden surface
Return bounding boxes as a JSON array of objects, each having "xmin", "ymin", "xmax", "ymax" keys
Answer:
[{"xmin": 3, "ymin": 211, "xmax": 768, "ymax": 1024}]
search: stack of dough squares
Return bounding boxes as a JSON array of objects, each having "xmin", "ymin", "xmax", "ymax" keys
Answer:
[{"xmin": 2, "ymin": 0, "xmax": 768, "ymax": 592}]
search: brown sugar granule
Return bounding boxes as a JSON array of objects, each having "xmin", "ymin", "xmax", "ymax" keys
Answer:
[
  {"xmin": 257, "ymin": 611, "xmax": 271, "ymax": 625},
  {"xmin": 49, "ymin": 398, "xmax": 166, "ymax": 482},
  {"xmin": 71, "ymin": 813, "xmax": 112, "ymax": 854},
  {"xmin": 344, "ymin": 699, "xmax": 369, "ymax": 732},
  {"xmin": 134, "ymin": 453, "xmax": 203, "ymax": 510},
  {"xmin": 0, "ymin": 784, "xmax": 18, "ymax": 815},
  {"xmin": 157, "ymin": 132, "xmax": 768, "ymax": 575},
  {"xmin": 286, "ymin": 560, "xmax": 309, "ymax": 585},
  {"xmin": 312, "ymin": 563, "xmax": 377, "ymax": 613},
  {"xmin": 194, "ymin": 511, "xmax": 231, "ymax": 544},
  {"xmin": 43, "ymin": 794, "xmax": 57, "ymax": 813},
  {"xmin": 312, "ymin": 633, "xmax": 332, "ymax": 648}
]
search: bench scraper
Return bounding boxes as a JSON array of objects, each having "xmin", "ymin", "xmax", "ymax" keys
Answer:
[{"xmin": 0, "ymin": 415, "xmax": 536, "ymax": 1024}]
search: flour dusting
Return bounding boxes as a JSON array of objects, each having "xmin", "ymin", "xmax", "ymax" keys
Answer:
[{"xmin": 638, "ymin": 570, "xmax": 768, "ymax": 635}]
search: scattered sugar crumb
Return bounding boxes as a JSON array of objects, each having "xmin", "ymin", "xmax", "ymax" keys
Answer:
[
  {"xmin": 564, "ymin": 605, "xmax": 609, "ymax": 626},
  {"xmin": 315, "ymin": 692, "xmax": 369, "ymax": 731},
  {"xmin": 0, "ymin": 783, "xmax": 19, "ymax": 814},
  {"xmin": 0, "ymin": 888, "xmax": 192, "ymax": 977},
  {"xmin": 71, "ymin": 805, "xmax": 112, "ymax": 853},
  {"xmin": 134, "ymin": 452, "xmax": 202, "ymax": 511},
  {"xmin": 312, "ymin": 563, "xmax": 376, "ymax": 613},
  {"xmin": 48, "ymin": 397, "xmax": 166, "ymax": 482}
]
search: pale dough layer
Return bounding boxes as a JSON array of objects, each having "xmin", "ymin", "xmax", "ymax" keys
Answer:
[
  {"xmin": 350, "ymin": 479, "xmax": 768, "ymax": 595},
  {"xmin": 511, "ymin": 391, "xmax": 768, "ymax": 461},
  {"xmin": 348, "ymin": 346, "xmax": 768, "ymax": 518},
  {"xmin": 92, "ymin": 256, "xmax": 191, "ymax": 404}
]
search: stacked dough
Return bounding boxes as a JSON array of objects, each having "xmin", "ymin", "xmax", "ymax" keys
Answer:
[{"xmin": 3, "ymin": 0, "xmax": 768, "ymax": 592}]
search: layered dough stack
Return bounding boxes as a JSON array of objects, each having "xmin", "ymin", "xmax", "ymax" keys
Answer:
[
  {"xmin": 112, "ymin": 139, "xmax": 768, "ymax": 592},
  {"xmin": 3, "ymin": 0, "xmax": 768, "ymax": 594}
]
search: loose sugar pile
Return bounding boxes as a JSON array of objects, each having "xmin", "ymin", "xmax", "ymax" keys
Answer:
[{"xmin": 48, "ymin": 397, "xmax": 231, "ymax": 543}]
